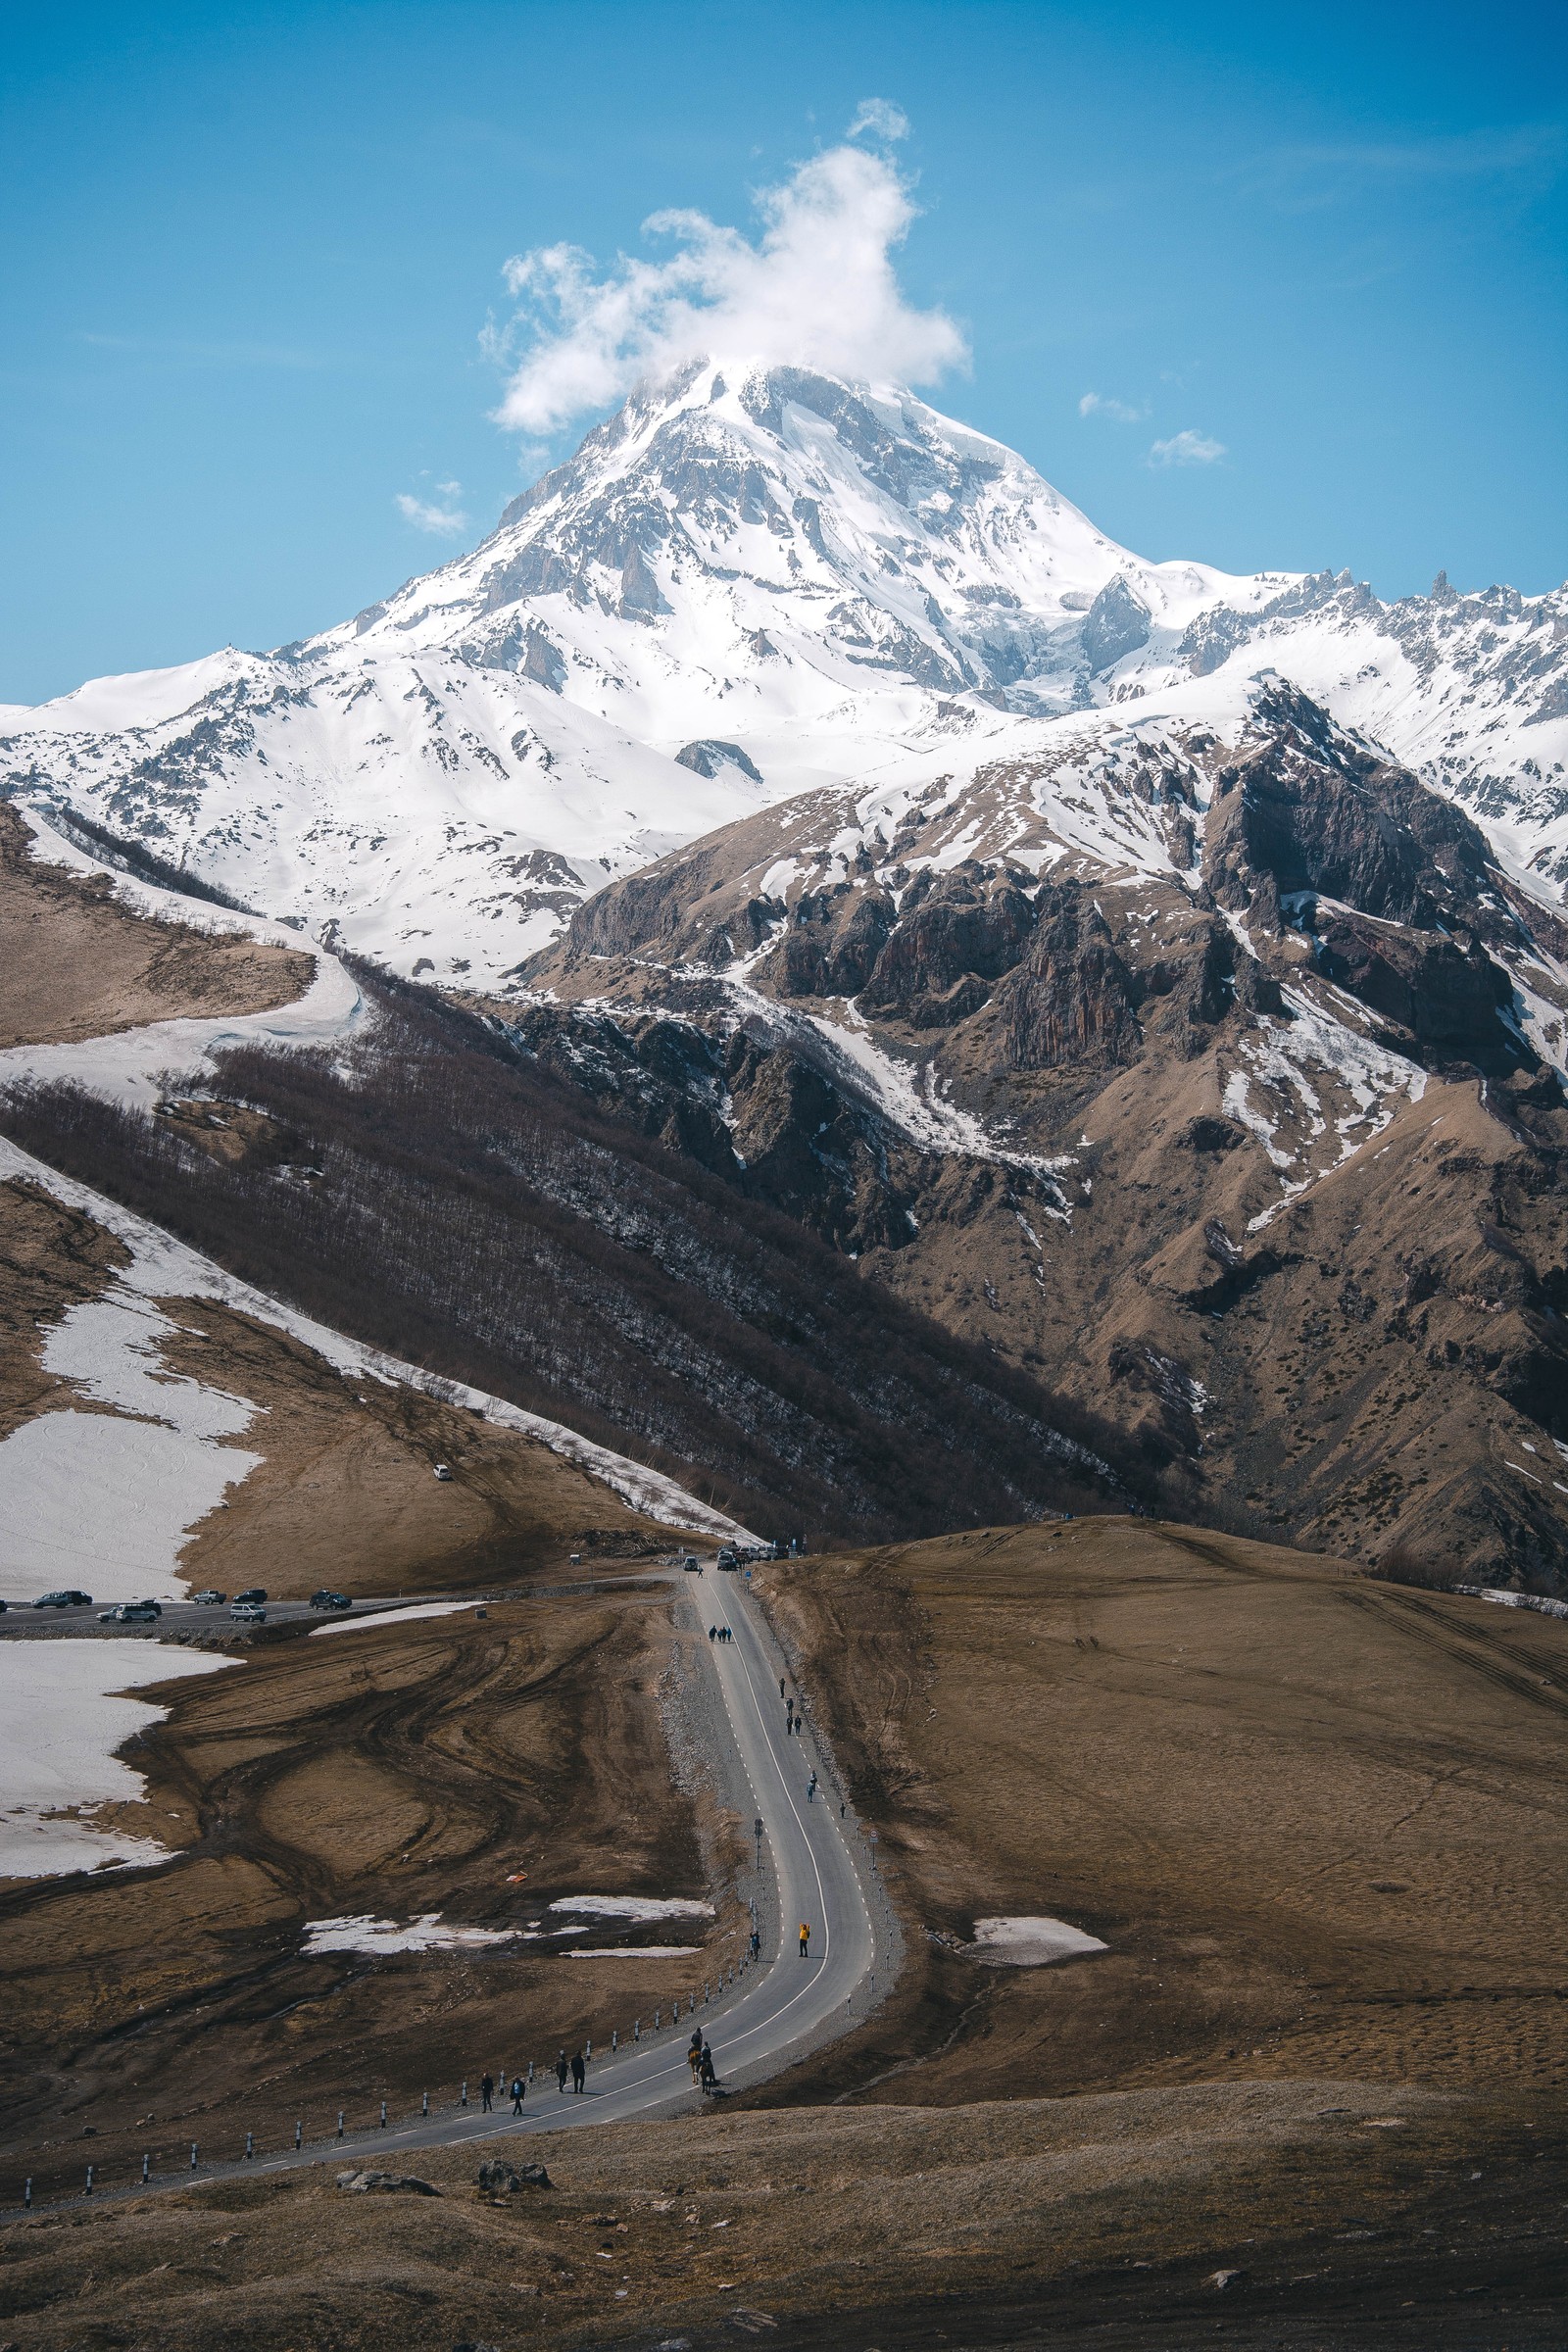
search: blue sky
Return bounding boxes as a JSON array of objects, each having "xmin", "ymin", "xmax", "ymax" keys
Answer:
[{"xmin": 2, "ymin": 0, "xmax": 1563, "ymax": 703}]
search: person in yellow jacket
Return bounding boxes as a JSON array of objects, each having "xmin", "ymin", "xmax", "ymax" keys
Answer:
[{"xmin": 799, "ymin": 1921, "xmax": 810, "ymax": 1958}]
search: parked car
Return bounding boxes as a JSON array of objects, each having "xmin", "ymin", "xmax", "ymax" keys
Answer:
[
  {"xmin": 309, "ymin": 1589, "xmax": 351, "ymax": 1611},
  {"xmin": 230, "ymin": 1600, "xmax": 267, "ymax": 1623},
  {"xmin": 716, "ymin": 1548, "xmax": 739, "ymax": 1571},
  {"xmin": 33, "ymin": 1590, "xmax": 92, "ymax": 1609},
  {"xmin": 232, "ymin": 1588, "xmax": 267, "ymax": 1605},
  {"xmin": 682, "ymin": 1554, "xmax": 702, "ymax": 1573},
  {"xmin": 432, "ymin": 1463, "xmax": 453, "ymax": 1482},
  {"xmin": 98, "ymin": 1601, "xmax": 162, "ymax": 1625},
  {"xmin": 192, "ymin": 1590, "xmax": 225, "ymax": 1606},
  {"xmin": 0, "ymin": 1597, "xmax": 8, "ymax": 1613}
]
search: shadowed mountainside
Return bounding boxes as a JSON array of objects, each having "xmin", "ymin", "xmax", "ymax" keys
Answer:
[{"xmin": 0, "ymin": 966, "xmax": 1164, "ymax": 1547}]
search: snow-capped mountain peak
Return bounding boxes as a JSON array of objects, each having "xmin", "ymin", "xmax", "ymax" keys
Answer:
[
  {"xmin": 3, "ymin": 361, "xmax": 1563, "ymax": 987},
  {"xmin": 326, "ymin": 362, "xmax": 1268, "ymax": 726}
]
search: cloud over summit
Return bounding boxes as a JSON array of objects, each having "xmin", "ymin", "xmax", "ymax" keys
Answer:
[{"xmin": 488, "ymin": 132, "xmax": 966, "ymax": 440}]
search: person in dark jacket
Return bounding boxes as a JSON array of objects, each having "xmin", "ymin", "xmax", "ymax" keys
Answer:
[
  {"xmin": 571, "ymin": 2047, "xmax": 587, "ymax": 2093},
  {"xmin": 511, "ymin": 2075, "xmax": 524, "ymax": 2115},
  {"xmin": 700, "ymin": 2041, "xmax": 717, "ymax": 2092},
  {"xmin": 556, "ymin": 2048, "xmax": 568, "ymax": 2093},
  {"xmin": 480, "ymin": 2071, "xmax": 494, "ymax": 2113}
]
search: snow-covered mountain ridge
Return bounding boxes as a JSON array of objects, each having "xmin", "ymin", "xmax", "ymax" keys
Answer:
[{"xmin": 4, "ymin": 361, "xmax": 1564, "ymax": 986}]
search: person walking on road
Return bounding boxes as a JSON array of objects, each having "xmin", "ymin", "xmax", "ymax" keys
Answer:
[
  {"xmin": 709, "ymin": 1624, "xmax": 716, "ymax": 1642},
  {"xmin": 750, "ymin": 1928, "xmax": 761, "ymax": 1960},
  {"xmin": 510, "ymin": 2075, "xmax": 524, "ymax": 2115},
  {"xmin": 808, "ymin": 1770, "xmax": 817, "ymax": 1802},
  {"xmin": 571, "ymin": 2048, "xmax": 587, "ymax": 2094},
  {"xmin": 480, "ymin": 2071, "xmax": 494, "ymax": 2114},
  {"xmin": 556, "ymin": 2048, "xmax": 568, "ymax": 2094},
  {"xmin": 799, "ymin": 1921, "xmax": 811, "ymax": 1959}
]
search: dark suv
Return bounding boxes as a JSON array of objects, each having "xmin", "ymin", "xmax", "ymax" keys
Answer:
[
  {"xmin": 310, "ymin": 1589, "xmax": 351, "ymax": 1612},
  {"xmin": 34, "ymin": 1590, "xmax": 92, "ymax": 1609},
  {"xmin": 233, "ymin": 1588, "xmax": 268, "ymax": 1606}
]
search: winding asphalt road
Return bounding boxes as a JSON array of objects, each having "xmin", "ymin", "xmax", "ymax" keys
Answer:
[
  {"xmin": 14, "ymin": 1563, "xmax": 885, "ymax": 2206},
  {"xmin": 281, "ymin": 1567, "xmax": 882, "ymax": 2165}
]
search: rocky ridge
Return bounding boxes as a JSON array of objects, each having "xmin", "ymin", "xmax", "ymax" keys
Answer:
[{"xmin": 514, "ymin": 681, "xmax": 1568, "ymax": 1587}]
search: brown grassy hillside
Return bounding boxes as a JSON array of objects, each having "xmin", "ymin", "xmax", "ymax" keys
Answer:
[
  {"xmin": 2, "ymin": 2082, "xmax": 1561, "ymax": 2350},
  {"xmin": 0, "ymin": 807, "xmax": 313, "ymax": 1049},
  {"xmin": 749, "ymin": 1516, "xmax": 1568, "ymax": 2108},
  {"xmin": 0, "ymin": 1596, "xmax": 744, "ymax": 2209}
]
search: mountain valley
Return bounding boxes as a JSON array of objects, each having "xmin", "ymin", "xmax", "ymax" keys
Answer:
[{"xmin": 5, "ymin": 362, "xmax": 1565, "ymax": 1584}]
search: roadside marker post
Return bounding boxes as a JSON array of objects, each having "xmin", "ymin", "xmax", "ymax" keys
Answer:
[
  {"xmin": 421, "ymin": 2092, "xmax": 428, "ymax": 2117},
  {"xmin": 379, "ymin": 2100, "xmax": 387, "ymax": 2129},
  {"xmin": 84, "ymin": 2166, "xmax": 93, "ymax": 2196},
  {"xmin": 190, "ymin": 2144, "xmax": 198, "ymax": 2171},
  {"xmin": 295, "ymin": 2120, "xmax": 303, "ymax": 2149},
  {"xmin": 142, "ymin": 2153, "xmax": 150, "ymax": 2183},
  {"xmin": 245, "ymin": 2132, "xmax": 254, "ymax": 2161},
  {"xmin": 336, "ymin": 2113, "xmax": 344, "ymax": 2139},
  {"xmin": 24, "ymin": 2180, "xmax": 30, "ymax": 2208},
  {"xmin": 461, "ymin": 2080, "xmax": 467, "ymax": 2107}
]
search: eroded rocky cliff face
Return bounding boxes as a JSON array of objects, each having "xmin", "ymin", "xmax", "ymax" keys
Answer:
[{"xmin": 511, "ymin": 684, "xmax": 1568, "ymax": 1588}]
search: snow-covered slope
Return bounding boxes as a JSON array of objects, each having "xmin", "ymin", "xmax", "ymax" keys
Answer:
[{"xmin": 4, "ymin": 363, "xmax": 1563, "ymax": 985}]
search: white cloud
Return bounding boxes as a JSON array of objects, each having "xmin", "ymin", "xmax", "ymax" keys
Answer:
[
  {"xmin": 1078, "ymin": 391, "xmax": 1148, "ymax": 422},
  {"xmin": 396, "ymin": 492, "xmax": 469, "ymax": 536},
  {"xmin": 1148, "ymin": 429, "xmax": 1226, "ymax": 467},
  {"xmin": 488, "ymin": 141, "xmax": 966, "ymax": 439},
  {"xmin": 848, "ymin": 97, "xmax": 910, "ymax": 144}
]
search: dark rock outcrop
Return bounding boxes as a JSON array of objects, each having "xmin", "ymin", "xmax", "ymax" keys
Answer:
[
  {"xmin": 1001, "ymin": 887, "xmax": 1141, "ymax": 1068},
  {"xmin": 859, "ymin": 866, "xmax": 1036, "ymax": 1027},
  {"xmin": 1081, "ymin": 575, "xmax": 1152, "ymax": 671},
  {"xmin": 1206, "ymin": 685, "xmax": 1494, "ymax": 927},
  {"xmin": 337, "ymin": 2170, "xmax": 441, "ymax": 2195},
  {"xmin": 778, "ymin": 889, "xmax": 897, "ymax": 999},
  {"xmin": 1310, "ymin": 909, "xmax": 1518, "ymax": 1068},
  {"xmin": 476, "ymin": 2159, "xmax": 552, "ymax": 2193},
  {"xmin": 676, "ymin": 739, "xmax": 764, "ymax": 784}
]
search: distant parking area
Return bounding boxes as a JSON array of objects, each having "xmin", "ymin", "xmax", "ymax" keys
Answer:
[{"xmin": 0, "ymin": 1592, "xmax": 459, "ymax": 1640}]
